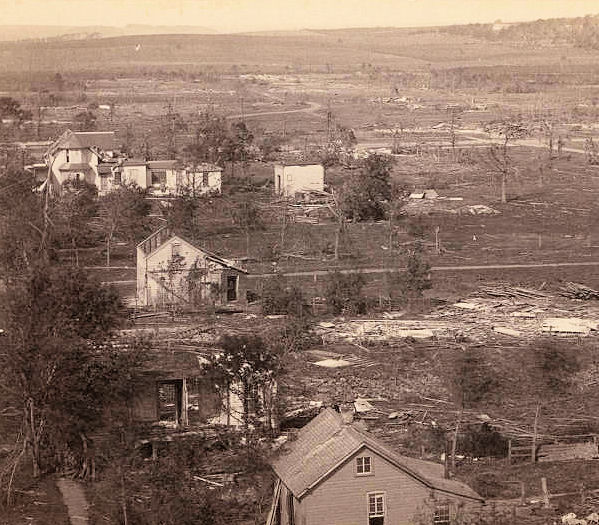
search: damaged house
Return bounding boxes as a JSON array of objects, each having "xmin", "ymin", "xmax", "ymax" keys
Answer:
[
  {"xmin": 136, "ymin": 227, "xmax": 248, "ymax": 308},
  {"xmin": 43, "ymin": 129, "xmax": 118, "ymax": 194},
  {"xmin": 274, "ymin": 163, "xmax": 325, "ymax": 198},
  {"xmin": 268, "ymin": 408, "xmax": 483, "ymax": 525}
]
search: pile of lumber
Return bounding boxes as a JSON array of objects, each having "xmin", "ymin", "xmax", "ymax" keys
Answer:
[
  {"xmin": 479, "ymin": 285, "xmax": 551, "ymax": 300},
  {"xmin": 559, "ymin": 282, "xmax": 599, "ymax": 300}
]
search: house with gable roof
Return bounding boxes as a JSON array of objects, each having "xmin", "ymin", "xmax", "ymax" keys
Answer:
[
  {"xmin": 268, "ymin": 408, "xmax": 483, "ymax": 525},
  {"xmin": 45, "ymin": 129, "xmax": 118, "ymax": 194},
  {"xmin": 136, "ymin": 227, "xmax": 248, "ymax": 308}
]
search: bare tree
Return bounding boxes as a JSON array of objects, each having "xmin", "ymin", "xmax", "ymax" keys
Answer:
[{"xmin": 485, "ymin": 120, "xmax": 528, "ymax": 203}]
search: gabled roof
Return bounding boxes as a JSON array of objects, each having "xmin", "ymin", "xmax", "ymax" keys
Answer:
[
  {"xmin": 49, "ymin": 130, "xmax": 117, "ymax": 153},
  {"xmin": 272, "ymin": 408, "xmax": 482, "ymax": 502},
  {"xmin": 137, "ymin": 227, "xmax": 247, "ymax": 274}
]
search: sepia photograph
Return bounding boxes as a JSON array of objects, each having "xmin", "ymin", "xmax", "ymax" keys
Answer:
[{"xmin": 1, "ymin": 0, "xmax": 599, "ymax": 523}]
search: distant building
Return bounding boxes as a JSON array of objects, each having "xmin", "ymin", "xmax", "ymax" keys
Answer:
[
  {"xmin": 178, "ymin": 163, "xmax": 223, "ymax": 195},
  {"xmin": 121, "ymin": 160, "xmax": 222, "ymax": 196},
  {"xmin": 45, "ymin": 129, "xmax": 118, "ymax": 194},
  {"xmin": 121, "ymin": 158, "xmax": 150, "ymax": 188},
  {"xmin": 136, "ymin": 227, "xmax": 247, "ymax": 308},
  {"xmin": 274, "ymin": 163, "xmax": 324, "ymax": 198},
  {"xmin": 268, "ymin": 408, "xmax": 483, "ymax": 525}
]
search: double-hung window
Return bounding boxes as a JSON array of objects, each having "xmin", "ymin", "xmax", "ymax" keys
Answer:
[
  {"xmin": 356, "ymin": 456, "xmax": 372, "ymax": 475},
  {"xmin": 368, "ymin": 492, "xmax": 385, "ymax": 525},
  {"xmin": 433, "ymin": 504, "xmax": 451, "ymax": 525}
]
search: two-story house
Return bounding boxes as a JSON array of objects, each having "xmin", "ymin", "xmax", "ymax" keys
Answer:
[
  {"xmin": 268, "ymin": 408, "xmax": 483, "ymax": 525},
  {"xmin": 45, "ymin": 130, "xmax": 117, "ymax": 194},
  {"xmin": 136, "ymin": 227, "xmax": 247, "ymax": 308}
]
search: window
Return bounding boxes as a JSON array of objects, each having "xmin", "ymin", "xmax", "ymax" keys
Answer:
[
  {"xmin": 65, "ymin": 149, "xmax": 70, "ymax": 163},
  {"xmin": 202, "ymin": 171, "xmax": 209, "ymax": 186},
  {"xmin": 356, "ymin": 456, "xmax": 372, "ymax": 475},
  {"xmin": 171, "ymin": 242, "xmax": 181, "ymax": 257},
  {"xmin": 368, "ymin": 492, "xmax": 385, "ymax": 525},
  {"xmin": 433, "ymin": 504, "xmax": 451, "ymax": 525},
  {"xmin": 151, "ymin": 169, "xmax": 167, "ymax": 187}
]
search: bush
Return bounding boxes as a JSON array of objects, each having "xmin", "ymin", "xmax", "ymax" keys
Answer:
[
  {"xmin": 261, "ymin": 276, "xmax": 306, "ymax": 316},
  {"xmin": 534, "ymin": 341, "xmax": 580, "ymax": 393},
  {"xmin": 324, "ymin": 271, "xmax": 368, "ymax": 315},
  {"xmin": 459, "ymin": 423, "xmax": 508, "ymax": 458}
]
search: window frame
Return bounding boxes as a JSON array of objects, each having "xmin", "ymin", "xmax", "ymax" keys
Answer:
[
  {"xmin": 356, "ymin": 455, "xmax": 373, "ymax": 476},
  {"xmin": 433, "ymin": 503, "xmax": 451, "ymax": 525},
  {"xmin": 367, "ymin": 491, "xmax": 385, "ymax": 520}
]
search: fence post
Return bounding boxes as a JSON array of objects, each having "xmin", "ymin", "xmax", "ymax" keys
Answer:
[
  {"xmin": 532, "ymin": 403, "xmax": 540, "ymax": 464},
  {"xmin": 508, "ymin": 439, "xmax": 512, "ymax": 464},
  {"xmin": 541, "ymin": 477, "xmax": 550, "ymax": 508}
]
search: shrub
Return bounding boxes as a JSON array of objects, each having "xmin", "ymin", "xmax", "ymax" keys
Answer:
[
  {"xmin": 324, "ymin": 271, "xmax": 367, "ymax": 315},
  {"xmin": 261, "ymin": 276, "xmax": 306, "ymax": 316}
]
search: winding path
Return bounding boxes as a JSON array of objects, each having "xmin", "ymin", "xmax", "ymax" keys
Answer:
[{"xmin": 56, "ymin": 478, "xmax": 89, "ymax": 525}]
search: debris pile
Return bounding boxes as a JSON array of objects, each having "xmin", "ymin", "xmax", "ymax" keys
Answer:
[{"xmin": 559, "ymin": 282, "xmax": 599, "ymax": 300}]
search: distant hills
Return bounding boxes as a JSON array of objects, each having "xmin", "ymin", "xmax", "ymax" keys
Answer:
[{"xmin": 0, "ymin": 24, "xmax": 218, "ymax": 42}]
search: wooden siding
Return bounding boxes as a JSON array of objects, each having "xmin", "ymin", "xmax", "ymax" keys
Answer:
[{"xmin": 301, "ymin": 446, "xmax": 478, "ymax": 525}]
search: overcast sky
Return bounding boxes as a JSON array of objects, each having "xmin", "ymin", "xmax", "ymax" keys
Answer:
[{"xmin": 3, "ymin": 0, "xmax": 598, "ymax": 33}]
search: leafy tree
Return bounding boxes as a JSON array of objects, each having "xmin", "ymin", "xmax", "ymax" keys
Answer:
[
  {"xmin": 184, "ymin": 112, "xmax": 228, "ymax": 166},
  {"xmin": 230, "ymin": 196, "xmax": 264, "ymax": 257},
  {"xmin": 224, "ymin": 120, "xmax": 254, "ymax": 177},
  {"xmin": 52, "ymin": 179, "xmax": 98, "ymax": 266},
  {"xmin": 98, "ymin": 183, "xmax": 151, "ymax": 266},
  {"xmin": 0, "ymin": 170, "xmax": 45, "ymax": 279},
  {"xmin": 340, "ymin": 154, "xmax": 394, "ymax": 221},
  {"xmin": 387, "ymin": 242, "xmax": 432, "ymax": 304},
  {"xmin": 324, "ymin": 271, "xmax": 367, "ymax": 315},
  {"xmin": 0, "ymin": 97, "xmax": 31, "ymax": 123},
  {"xmin": 207, "ymin": 334, "xmax": 281, "ymax": 436},
  {"xmin": 0, "ymin": 265, "xmax": 138, "ymax": 495},
  {"xmin": 74, "ymin": 110, "xmax": 97, "ymax": 131},
  {"xmin": 485, "ymin": 120, "xmax": 528, "ymax": 203},
  {"xmin": 449, "ymin": 346, "xmax": 498, "ymax": 470}
]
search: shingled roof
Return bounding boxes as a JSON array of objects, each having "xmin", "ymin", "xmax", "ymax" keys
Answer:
[
  {"xmin": 137, "ymin": 227, "xmax": 248, "ymax": 274},
  {"xmin": 48, "ymin": 130, "xmax": 117, "ymax": 154},
  {"xmin": 272, "ymin": 408, "xmax": 483, "ymax": 501}
]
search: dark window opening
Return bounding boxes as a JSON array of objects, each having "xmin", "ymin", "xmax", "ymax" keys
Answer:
[
  {"xmin": 158, "ymin": 380, "xmax": 183, "ymax": 424},
  {"xmin": 203, "ymin": 171, "xmax": 209, "ymax": 185},
  {"xmin": 151, "ymin": 169, "xmax": 167, "ymax": 187},
  {"xmin": 226, "ymin": 275, "xmax": 238, "ymax": 301},
  {"xmin": 287, "ymin": 491, "xmax": 294, "ymax": 525}
]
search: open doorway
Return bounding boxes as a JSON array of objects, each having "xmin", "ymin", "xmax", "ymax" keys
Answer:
[
  {"xmin": 158, "ymin": 380, "xmax": 183, "ymax": 425},
  {"xmin": 226, "ymin": 275, "xmax": 238, "ymax": 302}
]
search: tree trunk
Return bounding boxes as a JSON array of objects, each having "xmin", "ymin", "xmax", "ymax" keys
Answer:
[
  {"xmin": 27, "ymin": 399, "xmax": 41, "ymax": 478},
  {"xmin": 501, "ymin": 173, "xmax": 507, "ymax": 204},
  {"xmin": 451, "ymin": 409, "xmax": 462, "ymax": 471},
  {"xmin": 106, "ymin": 234, "xmax": 112, "ymax": 268}
]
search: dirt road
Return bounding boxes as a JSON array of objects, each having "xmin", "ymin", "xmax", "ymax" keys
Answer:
[
  {"xmin": 247, "ymin": 260, "xmax": 599, "ymax": 279},
  {"xmin": 226, "ymin": 100, "xmax": 323, "ymax": 120}
]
